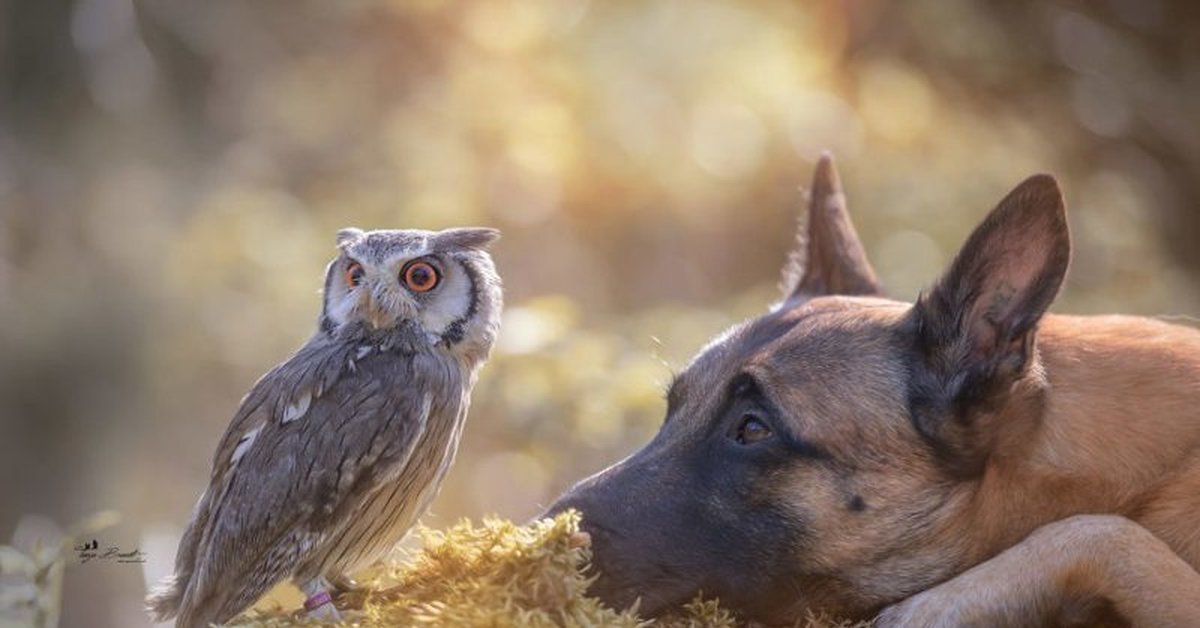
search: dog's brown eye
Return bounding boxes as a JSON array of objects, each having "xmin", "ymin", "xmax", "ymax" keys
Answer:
[{"xmin": 736, "ymin": 414, "xmax": 772, "ymax": 445}]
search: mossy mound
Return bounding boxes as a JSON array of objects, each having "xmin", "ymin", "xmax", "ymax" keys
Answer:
[{"xmin": 229, "ymin": 511, "xmax": 859, "ymax": 628}]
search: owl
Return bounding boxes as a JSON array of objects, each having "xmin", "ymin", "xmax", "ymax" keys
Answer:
[{"xmin": 146, "ymin": 226, "xmax": 503, "ymax": 627}]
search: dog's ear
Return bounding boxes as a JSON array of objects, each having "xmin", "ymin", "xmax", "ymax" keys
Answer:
[
  {"xmin": 779, "ymin": 152, "xmax": 881, "ymax": 307},
  {"xmin": 910, "ymin": 174, "xmax": 1070, "ymax": 471},
  {"xmin": 916, "ymin": 174, "xmax": 1070, "ymax": 377}
]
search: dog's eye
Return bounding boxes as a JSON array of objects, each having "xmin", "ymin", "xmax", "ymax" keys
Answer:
[{"xmin": 735, "ymin": 414, "xmax": 772, "ymax": 445}]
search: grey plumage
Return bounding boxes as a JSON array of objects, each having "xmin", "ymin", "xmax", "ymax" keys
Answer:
[{"xmin": 147, "ymin": 227, "xmax": 502, "ymax": 627}]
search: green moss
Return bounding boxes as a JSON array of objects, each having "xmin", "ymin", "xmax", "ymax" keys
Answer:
[{"xmin": 229, "ymin": 511, "xmax": 863, "ymax": 628}]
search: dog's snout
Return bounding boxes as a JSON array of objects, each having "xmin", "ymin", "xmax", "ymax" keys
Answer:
[
  {"xmin": 541, "ymin": 496, "xmax": 573, "ymax": 520},
  {"xmin": 542, "ymin": 483, "xmax": 591, "ymax": 519},
  {"xmin": 545, "ymin": 490, "xmax": 615, "ymax": 542}
]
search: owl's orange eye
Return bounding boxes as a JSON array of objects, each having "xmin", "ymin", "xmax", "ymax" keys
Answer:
[
  {"xmin": 344, "ymin": 261, "xmax": 365, "ymax": 287},
  {"xmin": 402, "ymin": 260, "xmax": 439, "ymax": 292}
]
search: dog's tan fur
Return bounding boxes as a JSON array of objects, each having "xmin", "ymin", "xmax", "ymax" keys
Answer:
[
  {"xmin": 760, "ymin": 301, "xmax": 1200, "ymax": 624},
  {"xmin": 549, "ymin": 155, "xmax": 1200, "ymax": 626},
  {"xmin": 781, "ymin": 160, "xmax": 1200, "ymax": 625}
]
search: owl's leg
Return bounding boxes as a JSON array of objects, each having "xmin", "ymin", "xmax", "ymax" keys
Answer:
[{"xmin": 299, "ymin": 576, "xmax": 341, "ymax": 621}]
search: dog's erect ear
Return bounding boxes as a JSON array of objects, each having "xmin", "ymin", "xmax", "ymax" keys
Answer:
[
  {"xmin": 910, "ymin": 174, "xmax": 1070, "ymax": 471},
  {"xmin": 916, "ymin": 174, "xmax": 1070, "ymax": 377},
  {"xmin": 779, "ymin": 152, "xmax": 881, "ymax": 307}
]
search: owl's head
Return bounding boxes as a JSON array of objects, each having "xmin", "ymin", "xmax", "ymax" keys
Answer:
[{"xmin": 320, "ymin": 227, "xmax": 502, "ymax": 359}]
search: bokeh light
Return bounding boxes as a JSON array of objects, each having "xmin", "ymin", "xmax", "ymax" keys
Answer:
[{"xmin": 1, "ymin": 1, "xmax": 1198, "ymax": 626}]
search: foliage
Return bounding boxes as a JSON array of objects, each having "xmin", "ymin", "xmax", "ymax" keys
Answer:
[
  {"xmin": 230, "ymin": 510, "xmax": 863, "ymax": 628},
  {"xmin": 1, "ymin": 1, "xmax": 1197, "ymax": 626},
  {"xmin": 0, "ymin": 511, "xmax": 119, "ymax": 628}
]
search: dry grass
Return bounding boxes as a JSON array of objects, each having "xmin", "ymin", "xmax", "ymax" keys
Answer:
[{"xmin": 228, "ymin": 511, "xmax": 863, "ymax": 628}]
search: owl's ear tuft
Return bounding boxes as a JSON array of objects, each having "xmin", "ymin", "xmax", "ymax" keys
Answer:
[
  {"xmin": 336, "ymin": 227, "xmax": 366, "ymax": 247},
  {"xmin": 437, "ymin": 227, "xmax": 501, "ymax": 251}
]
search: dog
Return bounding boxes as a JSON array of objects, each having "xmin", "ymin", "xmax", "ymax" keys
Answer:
[{"xmin": 547, "ymin": 154, "xmax": 1200, "ymax": 626}]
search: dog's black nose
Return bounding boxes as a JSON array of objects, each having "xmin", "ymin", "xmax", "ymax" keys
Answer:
[
  {"xmin": 542, "ymin": 492, "xmax": 610, "ymax": 552},
  {"xmin": 542, "ymin": 490, "xmax": 640, "ymax": 603}
]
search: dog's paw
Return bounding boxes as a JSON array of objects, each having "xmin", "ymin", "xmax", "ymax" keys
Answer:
[{"xmin": 874, "ymin": 590, "xmax": 974, "ymax": 628}]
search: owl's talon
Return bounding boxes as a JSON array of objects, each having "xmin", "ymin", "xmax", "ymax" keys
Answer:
[
  {"xmin": 331, "ymin": 577, "xmax": 371, "ymax": 611},
  {"xmin": 331, "ymin": 575, "xmax": 361, "ymax": 594}
]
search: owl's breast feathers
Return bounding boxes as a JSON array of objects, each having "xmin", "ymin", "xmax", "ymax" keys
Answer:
[{"xmin": 149, "ymin": 332, "xmax": 470, "ymax": 628}]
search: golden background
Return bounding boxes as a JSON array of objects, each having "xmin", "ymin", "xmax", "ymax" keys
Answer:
[{"xmin": 1, "ymin": 0, "xmax": 1198, "ymax": 626}]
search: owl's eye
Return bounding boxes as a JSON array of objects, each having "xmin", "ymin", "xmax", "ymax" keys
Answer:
[
  {"xmin": 344, "ymin": 261, "xmax": 365, "ymax": 287},
  {"xmin": 401, "ymin": 260, "xmax": 439, "ymax": 292}
]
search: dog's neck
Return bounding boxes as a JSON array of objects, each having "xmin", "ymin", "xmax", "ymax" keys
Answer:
[{"xmin": 958, "ymin": 313, "xmax": 1200, "ymax": 565}]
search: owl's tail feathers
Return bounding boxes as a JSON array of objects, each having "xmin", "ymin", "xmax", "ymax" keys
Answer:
[
  {"xmin": 147, "ymin": 574, "xmax": 225, "ymax": 628},
  {"xmin": 145, "ymin": 573, "xmax": 185, "ymax": 622}
]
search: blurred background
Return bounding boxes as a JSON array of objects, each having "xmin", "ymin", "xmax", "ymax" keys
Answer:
[{"xmin": 1, "ymin": 0, "xmax": 1198, "ymax": 625}]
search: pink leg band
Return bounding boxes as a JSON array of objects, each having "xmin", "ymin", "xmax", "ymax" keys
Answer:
[{"xmin": 304, "ymin": 590, "xmax": 333, "ymax": 612}]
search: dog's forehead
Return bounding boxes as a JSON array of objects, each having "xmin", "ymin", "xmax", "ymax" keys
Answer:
[
  {"xmin": 676, "ymin": 296, "xmax": 909, "ymax": 412},
  {"xmin": 761, "ymin": 299, "xmax": 916, "ymax": 445},
  {"xmin": 754, "ymin": 297, "xmax": 908, "ymax": 370}
]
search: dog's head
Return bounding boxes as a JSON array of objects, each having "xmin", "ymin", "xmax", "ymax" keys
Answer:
[{"xmin": 546, "ymin": 154, "xmax": 1071, "ymax": 622}]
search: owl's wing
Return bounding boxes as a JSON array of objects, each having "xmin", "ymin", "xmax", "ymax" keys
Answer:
[
  {"xmin": 169, "ymin": 340, "xmax": 451, "ymax": 627},
  {"xmin": 151, "ymin": 336, "xmax": 353, "ymax": 622}
]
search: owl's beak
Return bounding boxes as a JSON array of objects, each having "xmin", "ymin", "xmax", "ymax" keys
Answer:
[
  {"xmin": 363, "ymin": 284, "xmax": 402, "ymax": 329},
  {"xmin": 365, "ymin": 303, "xmax": 391, "ymax": 329}
]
